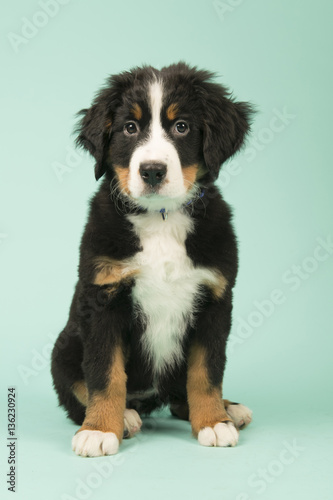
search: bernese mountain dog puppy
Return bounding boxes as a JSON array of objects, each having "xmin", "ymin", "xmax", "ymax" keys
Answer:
[{"xmin": 51, "ymin": 62, "xmax": 254, "ymax": 457}]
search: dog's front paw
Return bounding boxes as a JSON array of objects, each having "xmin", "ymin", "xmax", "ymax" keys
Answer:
[
  {"xmin": 198, "ymin": 422, "xmax": 239, "ymax": 447},
  {"xmin": 72, "ymin": 430, "xmax": 119, "ymax": 457},
  {"xmin": 226, "ymin": 403, "xmax": 253, "ymax": 429}
]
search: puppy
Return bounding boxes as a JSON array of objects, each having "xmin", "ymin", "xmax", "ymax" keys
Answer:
[{"xmin": 51, "ymin": 62, "xmax": 254, "ymax": 457}]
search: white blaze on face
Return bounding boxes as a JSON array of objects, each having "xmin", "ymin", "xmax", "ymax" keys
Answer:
[{"xmin": 128, "ymin": 79, "xmax": 188, "ymax": 210}]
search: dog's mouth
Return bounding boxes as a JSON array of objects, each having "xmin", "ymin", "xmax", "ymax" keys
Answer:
[
  {"xmin": 140, "ymin": 185, "xmax": 166, "ymax": 197},
  {"xmin": 134, "ymin": 184, "xmax": 200, "ymax": 213},
  {"xmin": 112, "ymin": 182, "xmax": 185, "ymax": 213},
  {"xmin": 136, "ymin": 193, "xmax": 184, "ymax": 211}
]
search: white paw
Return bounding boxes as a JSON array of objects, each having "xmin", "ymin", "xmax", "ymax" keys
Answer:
[
  {"xmin": 123, "ymin": 409, "xmax": 142, "ymax": 438},
  {"xmin": 72, "ymin": 430, "xmax": 119, "ymax": 457},
  {"xmin": 198, "ymin": 422, "xmax": 239, "ymax": 447},
  {"xmin": 226, "ymin": 404, "xmax": 253, "ymax": 429}
]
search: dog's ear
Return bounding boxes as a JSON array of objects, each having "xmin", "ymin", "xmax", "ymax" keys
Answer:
[
  {"xmin": 75, "ymin": 103, "xmax": 112, "ymax": 180},
  {"xmin": 199, "ymin": 77, "xmax": 254, "ymax": 180},
  {"xmin": 75, "ymin": 72, "xmax": 134, "ymax": 180}
]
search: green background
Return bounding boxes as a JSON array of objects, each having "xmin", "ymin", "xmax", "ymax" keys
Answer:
[{"xmin": 1, "ymin": 0, "xmax": 332, "ymax": 498}]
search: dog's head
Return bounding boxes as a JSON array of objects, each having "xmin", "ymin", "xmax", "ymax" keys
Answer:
[{"xmin": 76, "ymin": 62, "xmax": 254, "ymax": 210}]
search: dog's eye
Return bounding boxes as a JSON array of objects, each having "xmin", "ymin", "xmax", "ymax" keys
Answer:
[
  {"xmin": 174, "ymin": 121, "xmax": 189, "ymax": 135},
  {"xmin": 124, "ymin": 122, "xmax": 139, "ymax": 136}
]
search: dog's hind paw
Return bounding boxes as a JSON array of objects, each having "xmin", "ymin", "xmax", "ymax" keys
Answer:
[
  {"xmin": 226, "ymin": 403, "xmax": 253, "ymax": 429},
  {"xmin": 123, "ymin": 409, "xmax": 142, "ymax": 438}
]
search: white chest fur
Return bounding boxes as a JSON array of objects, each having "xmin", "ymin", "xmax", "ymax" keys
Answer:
[{"xmin": 127, "ymin": 210, "xmax": 219, "ymax": 375}]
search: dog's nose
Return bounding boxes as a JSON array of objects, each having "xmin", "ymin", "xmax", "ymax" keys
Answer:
[{"xmin": 139, "ymin": 163, "xmax": 167, "ymax": 187}]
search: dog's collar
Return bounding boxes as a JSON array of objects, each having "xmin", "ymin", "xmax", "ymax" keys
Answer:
[
  {"xmin": 158, "ymin": 189, "xmax": 205, "ymax": 221},
  {"xmin": 110, "ymin": 184, "xmax": 206, "ymax": 220}
]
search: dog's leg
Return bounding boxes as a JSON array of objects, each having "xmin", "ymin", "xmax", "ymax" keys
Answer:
[
  {"xmin": 71, "ymin": 380, "xmax": 142, "ymax": 439},
  {"xmin": 186, "ymin": 293, "xmax": 244, "ymax": 447},
  {"xmin": 187, "ymin": 342, "xmax": 239, "ymax": 447},
  {"xmin": 170, "ymin": 400, "xmax": 252, "ymax": 430},
  {"xmin": 51, "ymin": 318, "xmax": 86, "ymax": 425},
  {"xmin": 170, "ymin": 401, "xmax": 190, "ymax": 420},
  {"xmin": 71, "ymin": 344, "xmax": 127, "ymax": 457},
  {"xmin": 70, "ymin": 283, "xmax": 134, "ymax": 457}
]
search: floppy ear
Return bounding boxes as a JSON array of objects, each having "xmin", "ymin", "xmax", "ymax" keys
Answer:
[
  {"xmin": 201, "ymin": 81, "xmax": 254, "ymax": 180},
  {"xmin": 75, "ymin": 71, "xmax": 135, "ymax": 180},
  {"xmin": 75, "ymin": 103, "xmax": 112, "ymax": 180}
]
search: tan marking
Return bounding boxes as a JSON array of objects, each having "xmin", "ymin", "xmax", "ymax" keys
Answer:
[
  {"xmin": 131, "ymin": 103, "xmax": 142, "ymax": 121},
  {"xmin": 183, "ymin": 164, "xmax": 199, "ymax": 189},
  {"xmin": 105, "ymin": 119, "xmax": 112, "ymax": 131},
  {"xmin": 166, "ymin": 103, "xmax": 179, "ymax": 121},
  {"xmin": 93, "ymin": 256, "xmax": 138, "ymax": 286},
  {"xmin": 77, "ymin": 345, "xmax": 127, "ymax": 441},
  {"xmin": 171, "ymin": 399, "xmax": 235, "ymax": 421},
  {"xmin": 204, "ymin": 271, "xmax": 228, "ymax": 300},
  {"xmin": 72, "ymin": 380, "xmax": 88, "ymax": 406},
  {"xmin": 187, "ymin": 343, "xmax": 231, "ymax": 436},
  {"xmin": 182, "ymin": 164, "xmax": 208, "ymax": 191},
  {"xmin": 114, "ymin": 165, "xmax": 130, "ymax": 195}
]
